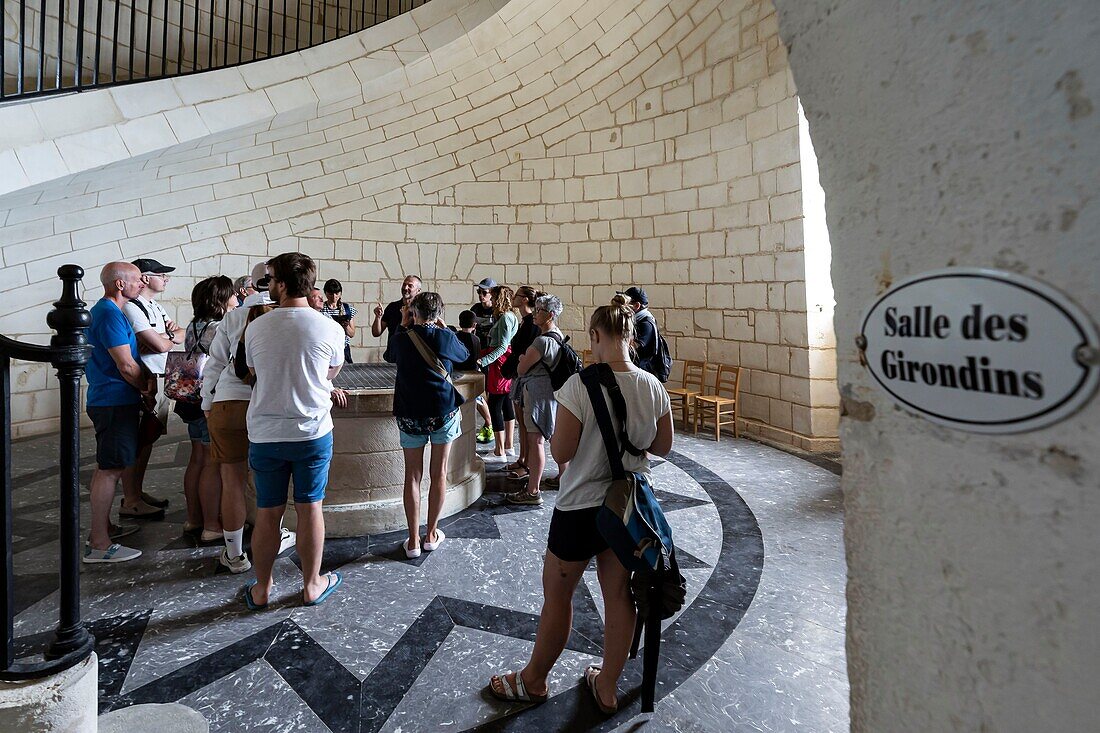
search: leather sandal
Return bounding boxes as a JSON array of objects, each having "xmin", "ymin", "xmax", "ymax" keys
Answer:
[
  {"xmin": 487, "ymin": 671, "xmax": 548, "ymax": 704},
  {"xmin": 584, "ymin": 665, "xmax": 617, "ymax": 714}
]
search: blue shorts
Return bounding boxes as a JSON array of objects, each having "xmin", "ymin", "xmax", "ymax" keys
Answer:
[
  {"xmin": 87, "ymin": 404, "xmax": 140, "ymax": 470},
  {"xmin": 398, "ymin": 410, "xmax": 461, "ymax": 449},
  {"xmin": 249, "ymin": 432, "xmax": 334, "ymax": 509},
  {"xmin": 185, "ymin": 415, "xmax": 210, "ymax": 445}
]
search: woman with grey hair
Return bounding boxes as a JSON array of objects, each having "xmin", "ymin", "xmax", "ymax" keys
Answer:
[
  {"xmin": 384, "ymin": 292, "xmax": 471, "ymax": 557},
  {"xmin": 232, "ymin": 275, "xmax": 255, "ymax": 307},
  {"xmin": 506, "ymin": 294, "xmax": 568, "ymax": 505}
]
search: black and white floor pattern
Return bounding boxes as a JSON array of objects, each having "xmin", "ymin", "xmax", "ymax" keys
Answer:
[{"xmin": 10, "ymin": 426, "xmax": 847, "ymax": 732}]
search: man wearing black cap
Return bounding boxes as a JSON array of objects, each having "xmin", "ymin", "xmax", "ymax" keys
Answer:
[
  {"xmin": 120, "ymin": 257, "xmax": 184, "ymax": 516},
  {"xmin": 617, "ymin": 286, "xmax": 661, "ymax": 377},
  {"xmin": 470, "ymin": 277, "xmax": 498, "ymax": 341}
]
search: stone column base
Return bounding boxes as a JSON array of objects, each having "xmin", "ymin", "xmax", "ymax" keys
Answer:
[
  {"xmin": 285, "ymin": 461, "xmax": 486, "ymax": 535},
  {"xmin": 100, "ymin": 703, "xmax": 208, "ymax": 732},
  {"xmin": 0, "ymin": 653, "xmax": 97, "ymax": 733}
]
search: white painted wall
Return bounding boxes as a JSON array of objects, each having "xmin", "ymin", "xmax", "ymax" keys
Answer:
[{"xmin": 774, "ymin": 0, "xmax": 1100, "ymax": 729}]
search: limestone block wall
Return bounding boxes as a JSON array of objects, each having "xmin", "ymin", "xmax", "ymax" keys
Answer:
[
  {"xmin": 0, "ymin": 0, "xmax": 839, "ymax": 450},
  {"xmin": 776, "ymin": 0, "xmax": 1099, "ymax": 729}
]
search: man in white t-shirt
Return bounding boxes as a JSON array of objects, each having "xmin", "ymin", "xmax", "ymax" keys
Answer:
[
  {"xmin": 242, "ymin": 252, "xmax": 346, "ymax": 611},
  {"xmin": 119, "ymin": 257, "xmax": 185, "ymax": 517}
]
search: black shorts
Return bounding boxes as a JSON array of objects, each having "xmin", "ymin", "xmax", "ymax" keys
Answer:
[
  {"xmin": 547, "ymin": 507, "xmax": 609, "ymax": 562},
  {"xmin": 87, "ymin": 404, "xmax": 140, "ymax": 470}
]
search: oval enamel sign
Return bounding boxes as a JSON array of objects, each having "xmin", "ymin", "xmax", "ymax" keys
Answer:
[{"xmin": 860, "ymin": 268, "xmax": 1100, "ymax": 433}]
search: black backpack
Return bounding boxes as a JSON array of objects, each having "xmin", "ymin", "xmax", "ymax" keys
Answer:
[
  {"xmin": 542, "ymin": 332, "xmax": 582, "ymax": 390},
  {"xmin": 638, "ymin": 311, "xmax": 672, "ymax": 383},
  {"xmin": 653, "ymin": 331, "xmax": 672, "ymax": 383}
]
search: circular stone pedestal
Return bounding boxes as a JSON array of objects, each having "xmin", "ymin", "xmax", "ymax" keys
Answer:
[
  {"xmin": 0, "ymin": 654, "xmax": 97, "ymax": 733},
  {"xmin": 285, "ymin": 369, "xmax": 486, "ymax": 536},
  {"xmin": 99, "ymin": 703, "xmax": 209, "ymax": 732}
]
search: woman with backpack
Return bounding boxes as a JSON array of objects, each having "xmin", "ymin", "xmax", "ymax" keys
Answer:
[
  {"xmin": 475, "ymin": 285, "xmax": 519, "ymax": 460},
  {"xmin": 386, "ymin": 292, "xmax": 470, "ymax": 559},
  {"xmin": 178, "ymin": 276, "xmax": 236, "ymax": 542},
  {"xmin": 503, "ymin": 286, "xmax": 543, "ymax": 479},
  {"xmin": 320, "ymin": 278, "xmax": 357, "ymax": 364},
  {"xmin": 487, "ymin": 297, "xmax": 673, "ymax": 714},
  {"xmin": 506, "ymin": 294, "xmax": 568, "ymax": 506}
]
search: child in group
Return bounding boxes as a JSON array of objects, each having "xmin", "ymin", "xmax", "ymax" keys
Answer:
[{"xmin": 456, "ymin": 310, "xmax": 493, "ymax": 443}]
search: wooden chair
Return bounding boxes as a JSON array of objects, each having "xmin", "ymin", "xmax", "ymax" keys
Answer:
[
  {"xmin": 666, "ymin": 360, "xmax": 706, "ymax": 428},
  {"xmin": 694, "ymin": 364, "xmax": 743, "ymax": 441}
]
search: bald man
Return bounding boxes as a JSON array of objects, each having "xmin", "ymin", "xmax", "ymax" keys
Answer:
[
  {"xmin": 372, "ymin": 274, "xmax": 422, "ymax": 347},
  {"xmin": 83, "ymin": 262, "xmax": 158, "ymax": 563}
]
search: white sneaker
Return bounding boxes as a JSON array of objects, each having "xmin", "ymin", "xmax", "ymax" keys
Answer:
[
  {"xmin": 82, "ymin": 543, "xmax": 141, "ymax": 564},
  {"xmin": 403, "ymin": 539, "xmax": 421, "ymax": 559},
  {"xmin": 278, "ymin": 528, "xmax": 297, "ymax": 554},
  {"xmin": 423, "ymin": 529, "xmax": 445, "ymax": 552},
  {"xmin": 219, "ymin": 547, "xmax": 252, "ymax": 574}
]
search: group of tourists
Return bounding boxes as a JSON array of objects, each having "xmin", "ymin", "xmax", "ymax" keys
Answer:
[{"xmin": 84, "ymin": 255, "xmax": 674, "ymax": 713}]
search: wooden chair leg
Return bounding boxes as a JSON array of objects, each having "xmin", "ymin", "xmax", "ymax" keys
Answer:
[
  {"xmin": 714, "ymin": 408, "xmax": 720, "ymax": 442},
  {"xmin": 733, "ymin": 408, "xmax": 739, "ymax": 438},
  {"xmin": 693, "ymin": 403, "xmax": 700, "ymax": 435}
]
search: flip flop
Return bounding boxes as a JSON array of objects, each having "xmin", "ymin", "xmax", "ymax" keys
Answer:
[
  {"xmin": 584, "ymin": 665, "xmax": 618, "ymax": 714},
  {"xmin": 487, "ymin": 671, "xmax": 548, "ymax": 704},
  {"xmin": 503, "ymin": 461, "xmax": 526, "ymax": 472},
  {"xmin": 304, "ymin": 571, "xmax": 342, "ymax": 606},
  {"xmin": 242, "ymin": 580, "xmax": 268, "ymax": 611},
  {"xmin": 506, "ymin": 467, "xmax": 530, "ymax": 480}
]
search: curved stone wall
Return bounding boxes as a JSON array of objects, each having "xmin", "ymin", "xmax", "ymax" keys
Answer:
[{"xmin": 0, "ymin": 0, "xmax": 838, "ymax": 450}]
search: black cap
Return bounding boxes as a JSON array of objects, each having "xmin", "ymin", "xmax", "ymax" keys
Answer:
[
  {"xmin": 132, "ymin": 258, "xmax": 175, "ymax": 274},
  {"xmin": 616, "ymin": 286, "xmax": 648, "ymax": 306}
]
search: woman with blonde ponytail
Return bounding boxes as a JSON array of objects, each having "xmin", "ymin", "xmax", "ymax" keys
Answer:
[{"xmin": 488, "ymin": 298, "xmax": 673, "ymax": 713}]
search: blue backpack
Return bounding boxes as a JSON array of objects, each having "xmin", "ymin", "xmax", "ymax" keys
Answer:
[{"xmin": 581, "ymin": 365, "xmax": 686, "ymax": 713}]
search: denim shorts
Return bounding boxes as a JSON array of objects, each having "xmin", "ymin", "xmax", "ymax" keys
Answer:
[
  {"xmin": 185, "ymin": 415, "xmax": 210, "ymax": 445},
  {"xmin": 248, "ymin": 432, "xmax": 334, "ymax": 509},
  {"xmin": 398, "ymin": 410, "xmax": 461, "ymax": 449}
]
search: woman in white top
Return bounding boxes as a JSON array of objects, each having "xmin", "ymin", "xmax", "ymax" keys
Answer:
[{"xmin": 488, "ymin": 298, "xmax": 673, "ymax": 714}]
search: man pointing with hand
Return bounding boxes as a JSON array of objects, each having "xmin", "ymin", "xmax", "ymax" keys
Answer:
[{"xmin": 372, "ymin": 274, "xmax": 422, "ymax": 351}]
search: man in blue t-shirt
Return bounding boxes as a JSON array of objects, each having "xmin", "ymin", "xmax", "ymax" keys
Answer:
[{"xmin": 83, "ymin": 262, "xmax": 157, "ymax": 564}]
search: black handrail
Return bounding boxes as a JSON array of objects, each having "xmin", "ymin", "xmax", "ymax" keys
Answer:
[
  {"xmin": 0, "ymin": 265, "xmax": 94, "ymax": 681},
  {"xmin": 1, "ymin": 0, "xmax": 429, "ymax": 103}
]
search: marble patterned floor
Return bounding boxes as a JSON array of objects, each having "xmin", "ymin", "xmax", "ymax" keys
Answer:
[{"xmin": 9, "ymin": 422, "xmax": 848, "ymax": 732}]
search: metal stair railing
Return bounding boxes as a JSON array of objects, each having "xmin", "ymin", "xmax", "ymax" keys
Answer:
[
  {"xmin": 0, "ymin": 265, "xmax": 94, "ymax": 681},
  {"xmin": 1, "ymin": 0, "xmax": 430, "ymax": 103}
]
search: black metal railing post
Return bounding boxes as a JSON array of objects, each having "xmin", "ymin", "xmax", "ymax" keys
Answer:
[
  {"xmin": 0, "ymin": 266, "xmax": 94, "ymax": 682},
  {"xmin": 1, "ymin": 353, "xmax": 13, "ymax": 671},
  {"xmin": 44, "ymin": 266, "xmax": 92, "ymax": 664}
]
